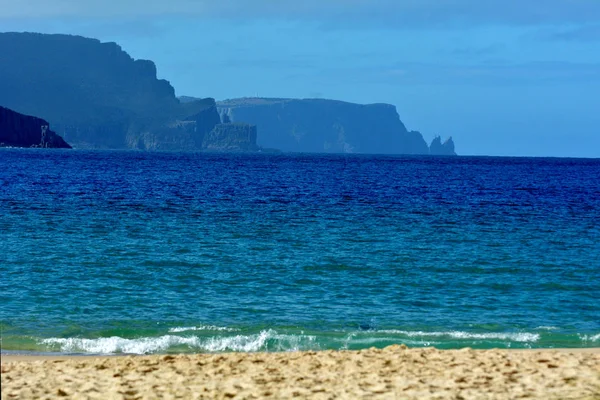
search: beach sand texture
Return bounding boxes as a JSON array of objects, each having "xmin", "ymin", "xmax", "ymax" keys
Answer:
[{"xmin": 2, "ymin": 346, "xmax": 600, "ymax": 399}]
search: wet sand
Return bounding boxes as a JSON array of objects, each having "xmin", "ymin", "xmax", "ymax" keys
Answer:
[{"xmin": 2, "ymin": 346, "xmax": 600, "ymax": 399}]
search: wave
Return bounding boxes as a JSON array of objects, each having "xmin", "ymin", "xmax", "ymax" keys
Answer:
[
  {"xmin": 168, "ymin": 326, "xmax": 240, "ymax": 333},
  {"xmin": 201, "ymin": 330, "xmax": 317, "ymax": 352},
  {"xmin": 41, "ymin": 335, "xmax": 201, "ymax": 355},
  {"xmin": 374, "ymin": 330, "xmax": 540, "ymax": 343},
  {"xmin": 29, "ymin": 328, "xmax": 597, "ymax": 355},
  {"xmin": 535, "ymin": 326, "xmax": 559, "ymax": 331},
  {"xmin": 579, "ymin": 333, "xmax": 600, "ymax": 342},
  {"xmin": 40, "ymin": 330, "xmax": 318, "ymax": 355}
]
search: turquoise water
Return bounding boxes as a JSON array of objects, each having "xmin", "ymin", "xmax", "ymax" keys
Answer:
[{"xmin": 1, "ymin": 149, "xmax": 599, "ymax": 354}]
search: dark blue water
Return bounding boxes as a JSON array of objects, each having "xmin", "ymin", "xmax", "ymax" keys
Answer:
[{"xmin": 1, "ymin": 149, "xmax": 599, "ymax": 354}]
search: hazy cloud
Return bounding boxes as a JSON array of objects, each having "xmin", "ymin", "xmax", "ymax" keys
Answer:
[
  {"xmin": 314, "ymin": 61, "xmax": 600, "ymax": 86},
  {"xmin": 398, "ymin": 61, "xmax": 600, "ymax": 85},
  {"xmin": 543, "ymin": 24, "xmax": 600, "ymax": 41},
  {"xmin": 2, "ymin": 0, "xmax": 600, "ymax": 27}
]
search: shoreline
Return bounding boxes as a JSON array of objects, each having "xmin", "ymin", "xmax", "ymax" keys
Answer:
[
  {"xmin": 3, "ymin": 346, "xmax": 600, "ymax": 363},
  {"xmin": 3, "ymin": 345, "xmax": 600, "ymax": 399}
]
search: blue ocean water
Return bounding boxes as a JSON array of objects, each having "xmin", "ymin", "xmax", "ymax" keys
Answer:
[{"xmin": 1, "ymin": 149, "xmax": 599, "ymax": 355}]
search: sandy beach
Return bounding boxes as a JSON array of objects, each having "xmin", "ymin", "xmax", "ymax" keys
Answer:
[{"xmin": 2, "ymin": 346, "xmax": 600, "ymax": 399}]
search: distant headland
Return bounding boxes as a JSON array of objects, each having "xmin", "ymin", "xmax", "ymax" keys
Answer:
[
  {"xmin": 0, "ymin": 32, "xmax": 456, "ymax": 155},
  {"xmin": 213, "ymin": 97, "xmax": 456, "ymax": 155},
  {"xmin": 0, "ymin": 106, "xmax": 71, "ymax": 148}
]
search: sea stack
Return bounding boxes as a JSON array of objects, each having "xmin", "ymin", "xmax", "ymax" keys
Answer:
[{"xmin": 430, "ymin": 136, "xmax": 456, "ymax": 155}]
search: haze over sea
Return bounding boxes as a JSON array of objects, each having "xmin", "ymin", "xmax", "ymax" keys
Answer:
[{"xmin": 1, "ymin": 149, "xmax": 599, "ymax": 355}]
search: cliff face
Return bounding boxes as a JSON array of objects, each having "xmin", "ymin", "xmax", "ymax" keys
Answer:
[
  {"xmin": 0, "ymin": 106, "xmax": 71, "ymax": 148},
  {"xmin": 217, "ymin": 98, "xmax": 431, "ymax": 155},
  {"xmin": 203, "ymin": 123, "xmax": 259, "ymax": 152},
  {"xmin": 0, "ymin": 32, "xmax": 256, "ymax": 151},
  {"xmin": 430, "ymin": 136, "xmax": 457, "ymax": 156},
  {"xmin": 124, "ymin": 99, "xmax": 258, "ymax": 152}
]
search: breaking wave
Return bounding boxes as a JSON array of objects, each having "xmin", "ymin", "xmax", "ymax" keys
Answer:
[
  {"xmin": 33, "ymin": 328, "xmax": 559, "ymax": 355},
  {"xmin": 168, "ymin": 326, "xmax": 240, "ymax": 333},
  {"xmin": 579, "ymin": 333, "xmax": 600, "ymax": 342},
  {"xmin": 40, "ymin": 330, "xmax": 318, "ymax": 355},
  {"xmin": 374, "ymin": 330, "xmax": 540, "ymax": 343}
]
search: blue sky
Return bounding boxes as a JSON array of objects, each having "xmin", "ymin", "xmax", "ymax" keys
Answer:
[{"xmin": 2, "ymin": 1, "xmax": 600, "ymax": 156}]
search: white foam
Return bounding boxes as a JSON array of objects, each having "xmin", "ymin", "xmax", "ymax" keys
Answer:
[
  {"xmin": 535, "ymin": 326, "xmax": 559, "ymax": 331},
  {"xmin": 580, "ymin": 333, "xmax": 600, "ymax": 342},
  {"xmin": 40, "ymin": 330, "xmax": 318, "ymax": 355},
  {"xmin": 168, "ymin": 326, "xmax": 239, "ymax": 333},
  {"xmin": 41, "ymin": 335, "xmax": 201, "ymax": 354},
  {"xmin": 201, "ymin": 330, "xmax": 318, "ymax": 352},
  {"xmin": 374, "ymin": 330, "xmax": 540, "ymax": 343}
]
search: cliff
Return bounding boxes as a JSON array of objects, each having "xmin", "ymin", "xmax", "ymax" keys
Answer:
[
  {"xmin": 216, "ymin": 98, "xmax": 437, "ymax": 155},
  {"xmin": 430, "ymin": 136, "xmax": 456, "ymax": 156},
  {"xmin": 203, "ymin": 123, "xmax": 259, "ymax": 152},
  {"xmin": 0, "ymin": 106, "xmax": 71, "ymax": 148},
  {"xmin": 0, "ymin": 32, "xmax": 256, "ymax": 151}
]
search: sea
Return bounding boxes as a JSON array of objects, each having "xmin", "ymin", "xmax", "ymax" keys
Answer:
[{"xmin": 1, "ymin": 149, "xmax": 599, "ymax": 355}]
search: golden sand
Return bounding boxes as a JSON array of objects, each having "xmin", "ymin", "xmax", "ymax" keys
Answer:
[{"xmin": 2, "ymin": 346, "xmax": 600, "ymax": 399}]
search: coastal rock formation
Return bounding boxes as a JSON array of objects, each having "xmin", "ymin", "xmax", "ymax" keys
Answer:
[
  {"xmin": 430, "ymin": 136, "xmax": 457, "ymax": 156},
  {"xmin": 203, "ymin": 123, "xmax": 259, "ymax": 151},
  {"xmin": 0, "ymin": 106, "xmax": 71, "ymax": 148},
  {"xmin": 0, "ymin": 32, "xmax": 256, "ymax": 151},
  {"xmin": 216, "ymin": 97, "xmax": 442, "ymax": 155},
  {"xmin": 121, "ymin": 97, "xmax": 258, "ymax": 151}
]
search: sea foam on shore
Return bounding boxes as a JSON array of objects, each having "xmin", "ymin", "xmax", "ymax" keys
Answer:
[{"xmin": 14, "ymin": 327, "xmax": 597, "ymax": 355}]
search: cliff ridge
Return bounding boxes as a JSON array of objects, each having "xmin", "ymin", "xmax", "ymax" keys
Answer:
[
  {"xmin": 216, "ymin": 97, "xmax": 454, "ymax": 155},
  {"xmin": 0, "ymin": 32, "xmax": 256, "ymax": 151}
]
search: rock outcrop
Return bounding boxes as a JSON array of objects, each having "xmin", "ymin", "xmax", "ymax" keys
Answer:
[
  {"xmin": 122, "ymin": 97, "xmax": 257, "ymax": 151},
  {"xmin": 0, "ymin": 106, "xmax": 71, "ymax": 148},
  {"xmin": 0, "ymin": 32, "xmax": 256, "ymax": 151},
  {"xmin": 216, "ymin": 97, "xmax": 435, "ymax": 155},
  {"xmin": 430, "ymin": 136, "xmax": 456, "ymax": 156},
  {"xmin": 203, "ymin": 123, "xmax": 259, "ymax": 152}
]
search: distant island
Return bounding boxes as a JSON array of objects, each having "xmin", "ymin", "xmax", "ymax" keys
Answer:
[{"xmin": 0, "ymin": 32, "xmax": 456, "ymax": 155}]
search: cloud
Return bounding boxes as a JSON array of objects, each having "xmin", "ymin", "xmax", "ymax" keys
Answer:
[
  {"xmin": 2, "ymin": 0, "xmax": 600, "ymax": 27},
  {"xmin": 540, "ymin": 24, "xmax": 600, "ymax": 41},
  {"xmin": 406, "ymin": 61, "xmax": 600, "ymax": 84}
]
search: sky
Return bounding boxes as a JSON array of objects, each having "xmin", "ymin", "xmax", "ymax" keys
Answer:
[{"xmin": 1, "ymin": 0, "xmax": 600, "ymax": 157}]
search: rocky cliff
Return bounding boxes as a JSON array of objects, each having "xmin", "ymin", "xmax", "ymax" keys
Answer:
[
  {"xmin": 0, "ymin": 106, "xmax": 71, "ymax": 148},
  {"xmin": 216, "ymin": 98, "xmax": 446, "ymax": 155},
  {"xmin": 202, "ymin": 123, "xmax": 258, "ymax": 152},
  {"xmin": 430, "ymin": 136, "xmax": 456, "ymax": 156},
  {"xmin": 0, "ymin": 32, "xmax": 256, "ymax": 151}
]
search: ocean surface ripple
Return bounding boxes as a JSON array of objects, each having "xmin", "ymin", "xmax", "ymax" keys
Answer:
[{"xmin": 1, "ymin": 149, "xmax": 599, "ymax": 354}]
